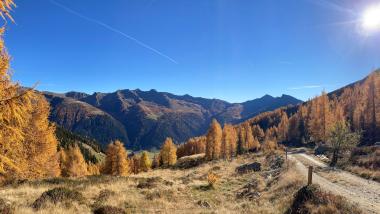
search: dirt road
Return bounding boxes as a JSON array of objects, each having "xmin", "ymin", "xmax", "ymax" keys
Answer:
[{"xmin": 289, "ymin": 153, "xmax": 380, "ymax": 214}]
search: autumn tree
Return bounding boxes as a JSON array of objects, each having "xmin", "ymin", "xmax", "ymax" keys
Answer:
[
  {"xmin": 0, "ymin": 1, "xmax": 61, "ymax": 182},
  {"xmin": 130, "ymin": 155, "xmax": 140, "ymax": 174},
  {"xmin": 205, "ymin": 119, "xmax": 223, "ymax": 160},
  {"xmin": 277, "ymin": 111, "xmax": 289, "ymax": 142},
  {"xmin": 0, "ymin": 2, "xmax": 34, "ymax": 181},
  {"xmin": 308, "ymin": 92, "xmax": 334, "ymax": 143},
  {"xmin": 262, "ymin": 140, "xmax": 278, "ymax": 153},
  {"xmin": 177, "ymin": 136, "xmax": 206, "ymax": 158},
  {"xmin": 265, "ymin": 126, "xmax": 278, "ymax": 142},
  {"xmin": 252, "ymin": 137, "xmax": 260, "ymax": 152},
  {"xmin": 23, "ymin": 93, "xmax": 60, "ymax": 179},
  {"xmin": 139, "ymin": 151, "xmax": 151, "ymax": 172},
  {"xmin": 0, "ymin": 0, "xmax": 15, "ymax": 21},
  {"xmin": 237, "ymin": 125, "xmax": 247, "ymax": 154},
  {"xmin": 288, "ymin": 113, "xmax": 302, "ymax": 144},
  {"xmin": 363, "ymin": 72, "xmax": 380, "ymax": 143},
  {"xmin": 87, "ymin": 162, "xmax": 100, "ymax": 175},
  {"xmin": 252, "ymin": 125, "xmax": 265, "ymax": 142},
  {"xmin": 151, "ymin": 154, "xmax": 160, "ymax": 169},
  {"xmin": 221, "ymin": 124, "xmax": 237, "ymax": 160},
  {"xmin": 62, "ymin": 145, "xmax": 88, "ymax": 177},
  {"xmin": 103, "ymin": 140, "xmax": 129, "ymax": 176},
  {"xmin": 159, "ymin": 137, "xmax": 177, "ymax": 167},
  {"xmin": 328, "ymin": 121, "xmax": 360, "ymax": 167},
  {"xmin": 244, "ymin": 123, "xmax": 256, "ymax": 151}
]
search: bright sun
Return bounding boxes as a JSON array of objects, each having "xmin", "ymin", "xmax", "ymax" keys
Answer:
[{"xmin": 362, "ymin": 4, "xmax": 380, "ymax": 31}]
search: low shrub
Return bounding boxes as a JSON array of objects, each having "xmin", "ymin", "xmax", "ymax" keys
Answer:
[
  {"xmin": 93, "ymin": 206, "xmax": 126, "ymax": 214},
  {"xmin": 207, "ymin": 172, "xmax": 218, "ymax": 188},
  {"xmin": 32, "ymin": 187, "xmax": 85, "ymax": 210},
  {"xmin": 136, "ymin": 177, "xmax": 162, "ymax": 189},
  {"xmin": 265, "ymin": 154, "xmax": 285, "ymax": 170},
  {"xmin": 286, "ymin": 184, "xmax": 362, "ymax": 214},
  {"xmin": 144, "ymin": 189, "xmax": 175, "ymax": 201},
  {"xmin": 92, "ymin": 189, "xmax": 116, "ymax": 209}
]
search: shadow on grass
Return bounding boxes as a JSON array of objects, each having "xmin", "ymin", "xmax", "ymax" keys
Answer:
[{"xmin": 194, "ymin": 184, "xmax": 214, "ymax": 191}]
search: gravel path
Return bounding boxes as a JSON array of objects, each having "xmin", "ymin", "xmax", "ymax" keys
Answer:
[{"xmin": 289, "ymin": 153, "xmax": 380, "ymax": 214}]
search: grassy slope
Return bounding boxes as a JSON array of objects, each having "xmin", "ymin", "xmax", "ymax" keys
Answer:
[{"xmin": 0, "ymin": 152, "xmax": 359, "ymax": 214}]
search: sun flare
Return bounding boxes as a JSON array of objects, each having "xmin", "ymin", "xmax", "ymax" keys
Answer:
[{"xmin": 362, "ymin": 4, "xmax": 380, "ymax": 31}]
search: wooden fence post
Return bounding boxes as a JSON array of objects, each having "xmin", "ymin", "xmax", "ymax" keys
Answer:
[
  {"xmin": 308, "ymin": 166, "xmax": 313, "ymax": 185},
  {"xmin": 285, "ymin": 149, "xmax": 288, "ymax": 169},
  {"xmin": 285, "ymin": 149, "xmax": 288, "ymax": 161}
]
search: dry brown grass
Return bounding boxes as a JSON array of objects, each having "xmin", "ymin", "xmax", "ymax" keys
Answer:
[
  {"xmin": 0, "ymin": 152, "xmax": 358, "ymax": 214},
  {"xmin": 344, "ymin": 146, "xmax": 380, "ymax": 181},
  {"xmin": 346, "ymin": 166, "xmax": 380, "ymax": 182}
]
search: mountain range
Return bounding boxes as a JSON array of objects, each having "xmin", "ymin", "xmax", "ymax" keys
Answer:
[{"xmin": 43, "ymin": 89, "xmax": 302, "ymax": 150}]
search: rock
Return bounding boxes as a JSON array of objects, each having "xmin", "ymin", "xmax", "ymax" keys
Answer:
[
  {"xmin": 175, "ymin": 154, "xmax": 205, "ymax": 169},
  {"xmin": 236, "ymin": 188, "xmax": 261, "ymax": 201},
  {"xmin": 235, "ymin": 162, "xmax": 261, "ymax": 174},
  {"xmin": 197, "ymin": 200, "xmax": 211, "ymax": 208},
  {"xmin": 315, "ymin": 145, "xmax": 330, "ymax": 155}
]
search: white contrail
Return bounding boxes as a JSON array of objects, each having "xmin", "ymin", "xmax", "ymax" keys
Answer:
[{"xmin": 50, "ymin": 0, "xmax": 178, "ymax": 64}]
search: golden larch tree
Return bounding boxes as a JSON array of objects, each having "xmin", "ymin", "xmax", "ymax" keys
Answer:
[
  {"xmin": 277, "ymin": 111, "xmax": 289, "ymax": 142},
  {"xmin": 288, "ymin": 113, "xmax": 301, "ymax": 143},
  {"xmin": 308, "ymin": 92, "xmax": 334, "ymax": 143},
  {"xmin": 205, "ymin": 119, "xmax": 222, "ymax": 160},
  {"xmin": 23, "ymin": 93, "xmax": 60, "ymax": 179},
  {"xmin": 139, "ymin": 151, "xmax": 151, "ymax": 172},
  {"xmin": 363, "ymin": 72, "xmax": 380, "ymax": 143},
  {"xmin": 252, "ymin": 137, "xmax": 260, "ymax": 152},
  {"xmin": 221, "ymin": 124, "xmax": 237, "ymax": 160},
  {"xmin": 237, "ymin": 125, "xmax": 247, "ymax": 154},
  {"xmin": 151, "ymin": 154, "xmax": 160, "ymax": 169},
  {"xmin": 64, "ymin": 145, "xmax": 88, "ymax": 177},
  {"xmin": 177, "ymin": 136, "xmax": 206, "ymax": 158},
  {"xmin": 130, "ymin": 155, "xmax": 140, "ymax": 174},
  {"xmin": 0, "ymin": 0, "xmax": 61, "ymax": 182},
  {"xmin": 244, "ymin": 123, "xmax": 257, "ymax": 151},
  {"xmin": 87, "ymin": 162, "xmax": 100, "ymax": 175},
  {"xmin": 103, "ymin": 140, "xmax": 130, "ymax": 176},
  {"xmin": 159, "ymin": 137, "xmax": 177, "ymax": 167},
  {"xmin": 0, "ymin": 6, "xmax": 34, "ymax": 180},
  {"xmin": 252, "ymin": 125, "xmax": 265, "ymax": 142}
]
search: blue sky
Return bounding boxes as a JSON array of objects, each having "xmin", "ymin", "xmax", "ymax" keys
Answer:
[{"xmin": 4, "ymin": 0, "xmax": 380, "ymax": 102}]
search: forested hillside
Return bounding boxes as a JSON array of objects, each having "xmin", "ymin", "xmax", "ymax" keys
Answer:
[
  {"xmin": 176, "ymin": 70, "xmax": 379, "ymax": 168},
  {"xmin": 244, "ymin": 70, "xmax": 380, "ymax": 146},
  {"xmin": 45, "ymin": 89, "xmax": 301, "ymax": 150},
  {"xmin": 56, "ymin": 127, "xmax": 105, "ymax": 164}
]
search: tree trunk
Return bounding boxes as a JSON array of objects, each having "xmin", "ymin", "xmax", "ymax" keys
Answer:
[{"xmin": 330, "ymin": 150, "xmax": 338, "ymax": 167}]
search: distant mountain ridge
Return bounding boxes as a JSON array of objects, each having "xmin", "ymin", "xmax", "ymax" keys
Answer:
[{"xmin": 44, "ymin": 89, "xmax": 302, "ymax": 150}]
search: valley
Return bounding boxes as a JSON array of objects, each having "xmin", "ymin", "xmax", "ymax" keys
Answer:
[{"xmin": 0, "ymin": 0, "xmax": 380, "ymax": 213}]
